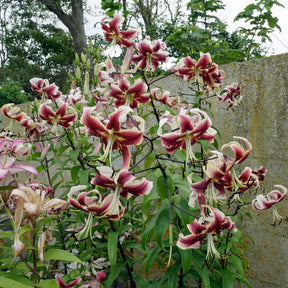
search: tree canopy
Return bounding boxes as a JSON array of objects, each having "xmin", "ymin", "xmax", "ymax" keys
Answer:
[{"xmin": 0, "ymin": 0, "xmax": 284, "ymax": 105}]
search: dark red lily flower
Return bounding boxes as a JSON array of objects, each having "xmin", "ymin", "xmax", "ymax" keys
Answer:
[{"xmin": 102, "ymin": 14, "xmax": 138, "ymax": 47}]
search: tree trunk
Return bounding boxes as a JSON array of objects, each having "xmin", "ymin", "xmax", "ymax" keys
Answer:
[{"xmin": 38, "ymin": 0, "xmax": 88, "ymax": 56}]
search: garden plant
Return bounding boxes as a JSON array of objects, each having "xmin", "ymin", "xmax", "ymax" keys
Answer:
[{"xmin": 0, "ymin": 13, "xmax": 286, "ymax": 288}]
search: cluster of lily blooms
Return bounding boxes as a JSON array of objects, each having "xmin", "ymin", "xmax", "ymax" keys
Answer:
[{"xmin": 1, "ymin": 13, "xmax": 287, "ymax": 286}]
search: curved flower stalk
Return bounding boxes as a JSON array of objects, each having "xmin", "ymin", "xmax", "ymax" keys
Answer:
[
  {"xmin": 173, "ymin": 53, "xmax": 224, "ymax": 88},
  {"xmin": 30, "ymin": 78, "xmax": 62, "ymax": 101},
  {"xmin": 91, "ymin": 166, "xmax": 153, "ymax": 199},
  {"xmin": 218, "ymin": 83, "xmax": 242, "ymax": 109},
  {"xmin": 252, "ymin": 185, "xmax": 287, "ymax": 224},
  {"xmin": 109, "ymin": 78, "xmax": 150, "ymax": 108},
  {"xmin": 38, "ymin": 102, "xmax": 77, "ymax": 130},
  {"xmin": 68, "ymin": 185, "xmax": 125, "ymax": 220},
  {"xmin": 132, "ymin": 36, "xmax": 169, "ymax": 72},
  {"xmin": 158, "ymin": 108, "xmax": 216, "ymax": 163},
  {"xmin": 177, "ymin": 206, "xmax": 237, "ymax": 259},
  {"xmin": 81, "ymin": 106, "xmax": 144, "ymax": 168},
  {"xmin": 102, "ymin": 14, "xmax": 138, "ymax": 47}
]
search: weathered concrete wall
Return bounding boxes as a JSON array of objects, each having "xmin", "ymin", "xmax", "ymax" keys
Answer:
[
  {"xmin": 152, "ymin": 53, "xmax": 288, "ymax": 288},
  {"xmin": 212, "ymin": 54, "xmax": 288, "ymax": 288}
]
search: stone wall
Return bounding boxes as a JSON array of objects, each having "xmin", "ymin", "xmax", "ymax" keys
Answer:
[
  {"xmin": 213, "ymin": 54, "xmax": 288, "ymax": 288},
  {"xmin": 153, "ymin": 53, "xmax": 288, "ymax": 288}
]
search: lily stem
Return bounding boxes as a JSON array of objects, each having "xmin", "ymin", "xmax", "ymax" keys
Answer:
[{"xmin": 110, "ymin": 222, "xmax": 136, "ymax": 288}]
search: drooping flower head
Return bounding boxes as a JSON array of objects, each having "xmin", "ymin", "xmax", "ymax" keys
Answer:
[
  {"xmin": 133, "ymin": 36, "xmax": 168, "ymax": 72},
  {"xmin": 102, "ymin": 14, "xmax": 138, "ymax": 47},
  {"xmin": 56, "ymin": 275, "xmax": 82, "ymax": 288},
  {"xmin": 68, "ymin": 185, "xmax": 125, "ymax": 220},
  {"xmin": 30, "ymin": 78, "xmax": 62, "ymax": 101},
  {"xmin": 1, "ymin": 103, "xmax": 27, "ymax": 122},
  {"xmin": 10, "ymin": 185, "xmax": 67, "ymax": 219},
  {"xmin": 188, "ymin": 137, "xmax": 254, "ymax": 207},
  {"xmin": 158, "ymin": 108, "xmax": 216, "ymax": 163},
  {"xmin": 177, "ymin": 206, "xmax": 236, "ymax": 259},
  {"xmin": 252, "ymin": 185, "xmax": 287, "ymax": 224},
  {"xmin": 218, "ymin": 83, "xmax": 242, "ymax": 109},
  {"xmin": 38, "ymin": 102, "xmax": 77, "ymax": 129},
  {"xmin": 109, "ymin": 78, "xmax": 150, "ymax": 108},
  {"xmin": 81, "ymin": 106, "xmax": 144, "ymax": 168},
  {"xmin": 91, "ymin": 166, "xmax": 152, "ymax": 199},
  {"xmin": 174, "ymin": 53, "xmax": 224, "ymax": 88}
]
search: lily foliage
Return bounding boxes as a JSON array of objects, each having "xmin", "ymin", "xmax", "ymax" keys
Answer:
[{"xmin": 0, "ymin": 13, "xmax": 286, "ymax": 288}]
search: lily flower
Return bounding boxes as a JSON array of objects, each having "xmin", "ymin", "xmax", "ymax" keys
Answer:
[
  {"xmin": 19, "ymin": 116, "xmax": 46, "ymax": 140},
  {"xmin": 188, "ymin": 137, "xmax": 253, "ymax": 207},
  {"xmin": 252, "ymin": 185, "xmax": 287, "ymax": 224},
  {"xmin": 38, "ymin": 102, "xmax": 77, "ymax": 129},
  {"xmin": 221, "ymin": 136, "xmax": 252, "ymax": 168},
  {"xmin": 0, "ymin": 155, "xmax": 38, "ymax": 181},
  {"xmin": 102, "ymin": 14, "xmax": 138, "ymax": 47},
  {"xmin": 68, "ymin": 185, "xmax": 125, "ymax": 220},
  {"xmin": 174, "ymin": 53, "xmax": 224, "ymax": 88},
  {"xmin": 158, "ymin": 108, "xmax": 216, "ymax": 163},
  {"xmin": 1, "ymin": 103, "xmax": 27, "ymax": 122},
  {"xmin": 151, "ymin": 88, "xmax": 188, "ymax": 109},
  {"xmin": 177, "ymin": 206, "xmax": 236, "ymax": 259},
  {"xmin": 81, "ymin": 106, "xmax": 144, "ymax": 168},
  {"xmin": 30, "ymin": 78, "xmax": 62, "ymax": 101},
  {"xmin": 56, "ymin": 275, "xmax": 82, "ymax": 288},
  {"xmin": 80, "ymin": 270, "xmax": 106, "ymax": 288},
  {"xmin": 218, "ymin": 83, "xmax": 242, "ymax": 109},
  {"xmin": 91, "ymin": 166, "xmax": 153, "ymax": 199},
  {"xmin": 109, "ymin": 78, "xmax": 150, "ymax": 108},
  {"xmin": 132, "ymin": 36, "xmax": 168, "ymax": 72},
  {"xmin": 10, "ymin": 185, "xmax": 67, "ymax": 219}
]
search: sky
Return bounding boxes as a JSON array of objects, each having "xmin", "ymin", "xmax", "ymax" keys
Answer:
[
  {"xmin": 218, "ymin": 0, "xmax": 288, "ymax": 56},
  {"xmin": 85, "ymin": 0, "xmax": 288, "ymax": 57}
]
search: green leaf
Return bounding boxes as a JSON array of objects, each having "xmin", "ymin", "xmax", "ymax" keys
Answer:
[
  {"xmin": 37, "ymin": 279, "xmax": 58, "ymax": 288},
  {"xmin": 105, "ymin": 261, "xmax": 126, "ymax": 287},
  {"xmin": 79, "ymin": 169, "xmax": 90, "ymax": 185},
  {"xmin": 192, "ymin": 250, "xmax": 210, "ymax": 288},
  {"xmin": 142, "ymin": 246, "xmax": 161, "ymax": 274},
  {"xmin": 69, "ymin": 149, "xmax": 79, "ymax": 163},
  {"xmin": 179, "ymin": 248, "xmax": 193, "ymax": 274},
  {"xmin": 71, "ymin": 166, "xmax": 81, "ymax": 183},
  {"xmin": 0, "ymin": 277, "xmax": 33, "ymax": 288},
  {"xmin": 44, "ymin": 249, "xmax": 83, "ymax": 264},
  {"xmin": 141, "ymin": 217, "xmax": 157, "ymax": 249},
  {"xmin": 157, "ymin": 175, "xmax": 174, "ymax": 199},
  {"xmin": 220, "ymin": 269, "xmax": 234, "ymax": 288},
  {"xmin": 108, "ymin": 230, "xmax": 119, "ymax": 268},
  {"xmin": 155, "ymin": 207, "xmax": 170, "ymax": 250},
  {"xmin": 55, "ymin": 145, "xmax": 69, "ymax": 157},
  {"xmin": 134, "ymin": 275, "xmax": 150, "ymax": 288},
  {"xmin": 229, "ymin": 254, "xmax": 244, "ymax": 277},
  {"xmin": 167, "ymin": 264, "xmax": 181, "ymax": 288},
  {"xmin": 0, "ymin": 186, "xmax": 17, "ymax": 191}
]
